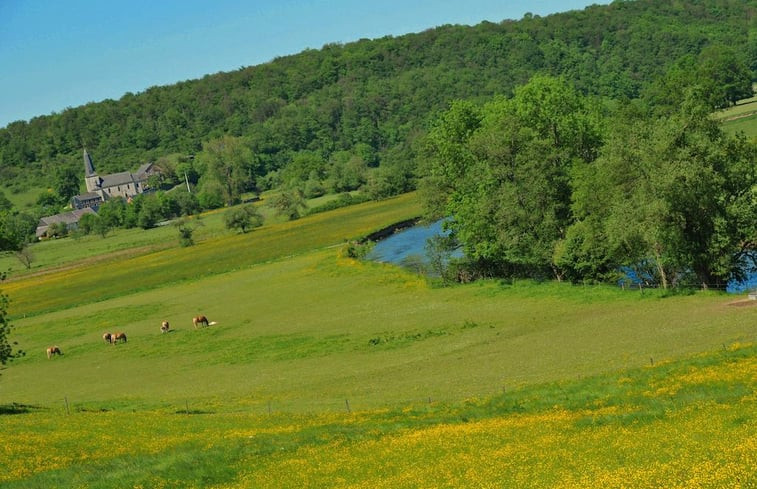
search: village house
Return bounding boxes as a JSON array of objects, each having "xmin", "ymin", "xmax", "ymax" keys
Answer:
[{"xmin": 35, "ymin": 207, "xmax": 97, "ymax": 238}]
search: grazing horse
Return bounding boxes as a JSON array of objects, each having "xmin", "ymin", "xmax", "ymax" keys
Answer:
[
  {"xmin": 192, "ymin": 315, "xmax": 209, "ymax": 329},
  {"xmin": 113, "ymin": 332, "xmax": 127, "ymax": 344},
  {"xmin": 46, "ymin": 346, "xmax": 62, "ymax": 358},
  {"xmin": 161, "ymin": 321, "xmax": 170, "ymax": 333},
  {"xmin": 103, "ymin": 332, "xmax": 113, "ymax": 344}
]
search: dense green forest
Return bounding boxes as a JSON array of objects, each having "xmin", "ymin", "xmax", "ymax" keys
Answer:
[
  {"xmin": 1, "ymin": 0, "xmax": 755, "ymax": 191},
  {"xmin": 1, "ymin": 0, "xmax": 756, "ymax": 287}
]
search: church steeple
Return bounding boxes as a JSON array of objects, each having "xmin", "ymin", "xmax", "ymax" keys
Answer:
[
  {"xmin": 84, "ymin": 148, "xmax": 96, "ymax": 177},
  {"xmin": 83, "ymin": 148, "xmax": 101, "ymax": 193}
]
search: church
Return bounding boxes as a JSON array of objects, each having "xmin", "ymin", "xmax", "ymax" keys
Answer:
[{"xmin": 71, "ymin": 149, "xmax": 158, "ymax": 209}]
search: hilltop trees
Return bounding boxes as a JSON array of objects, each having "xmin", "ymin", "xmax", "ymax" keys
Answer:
[{"xmin": 1, "ymin": 0, "xmax": 756, "ymax": 206}]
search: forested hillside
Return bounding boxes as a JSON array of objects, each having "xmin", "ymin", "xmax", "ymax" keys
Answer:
[{"xmin": 1, "ymin": 0, "xmax": 755, "ymax": 194}]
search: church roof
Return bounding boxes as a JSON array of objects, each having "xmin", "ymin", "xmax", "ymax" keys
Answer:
[{"xmin": 100, "ymin": 171, "xmax": 137, "ymax": 188}]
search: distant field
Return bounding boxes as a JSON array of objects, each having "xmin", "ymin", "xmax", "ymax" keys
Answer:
[
  {"xmin": 1, "ymin": 191, "xmax": 756, "ymax": 488},
  {"xmin": 4, "ymin": 186, "xmax": 47, "ymax": 211},
  {"xmin": 716, "ymin": 88, "xmax": 757, "ymax": 139}
]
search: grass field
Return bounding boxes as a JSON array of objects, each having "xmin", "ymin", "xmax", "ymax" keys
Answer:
[
  {"xmin": 1, "ymin": 192, "xmax": 756, "ymax": 488},
  {"xmin": 716, "ymin": 87, "xmax": 757, "ymax": 140}
]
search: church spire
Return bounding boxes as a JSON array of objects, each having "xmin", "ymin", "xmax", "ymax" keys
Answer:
[{"xmin": 84, "ymin": 148, "xmax": 96, "ymax": 177}]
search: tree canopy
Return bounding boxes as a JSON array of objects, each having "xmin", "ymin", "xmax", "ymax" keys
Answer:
[
  {"xmin": 0, "ymin": 0, "xmax": 754, "ymax": 201},
  {"xmin": 422, "ymin": 77, "xmax": 757, "ymax": 287}
]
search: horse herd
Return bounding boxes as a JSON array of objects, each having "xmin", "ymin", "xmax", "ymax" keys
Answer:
[{"xmin": 45, "ymin": 315, "xmax": 214, "ymax": 359}]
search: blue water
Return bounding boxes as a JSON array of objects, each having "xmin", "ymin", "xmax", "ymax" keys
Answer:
[
  {"xmin": 367, "ymin": 221, "xmax": 756, "ymax": 293},
  {"xmin": 728, "ymin": 270, "xmax": 757, "ymax": 293},
  {"xmin": 366, "ymin": 220, "xmax": 460, "ymax": 265}
]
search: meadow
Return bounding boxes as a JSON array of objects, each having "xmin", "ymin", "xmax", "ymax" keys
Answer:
[
  {"xmin": 1, "ymin": 192, "xmax": 756, "ymax": 488},
  {"xmin": 717, "ymin": 88, "xmax": 757, "ymax": 140}
]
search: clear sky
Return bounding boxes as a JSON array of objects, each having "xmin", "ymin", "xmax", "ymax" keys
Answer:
[{"xmin": 0, "ymin": 0, "xmax": 606, "ymax": 128}]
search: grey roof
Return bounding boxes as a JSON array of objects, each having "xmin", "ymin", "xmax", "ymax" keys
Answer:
[
  {"xmin": 74, "ymin": 192, "xmax": 102, "ymax": 200},
  {"xmin": 36, "ymin": 208, "xmax": 97, "ymax": 237},
  {"xmin": 84, "ymin": 149, "xmax": 96, "ymax": 177},
  {"xmin": 135, "ymin": 162, "xmax": 154, "ymax": 178},
  {"xmin": 100, "ymin": 171, "xmax": 137, "ymax": 188},
  {"xmin": 39, "ymin": 207, "xmax": 97, "ymax": 226}
]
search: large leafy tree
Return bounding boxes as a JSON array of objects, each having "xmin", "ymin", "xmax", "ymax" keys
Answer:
[
  {"xmin": 566, "ymin": 95, "xmax": 757, "ymax": 288},
  {"xmin": 198, "ymin": 136, "xmax": 257, "ymax": 206},
  {"xmin": 52, "ymin": 165, "xmax": 81, "ymax": 204},
  {"xmin": 696, "ymin": 45, "xmax": 753, "ymax": 109},
  {"xmin": 0, "ymin": 210, "xmax": 37, "ymax": 252},
  {"xmin": 423, "ymin": 76, "xmax": 602, "ymax": 278}
]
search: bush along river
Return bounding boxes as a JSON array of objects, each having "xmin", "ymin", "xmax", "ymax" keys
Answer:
[{"xmin": 365, "ymin": 220, "xmax": 756, "ymax": 293}]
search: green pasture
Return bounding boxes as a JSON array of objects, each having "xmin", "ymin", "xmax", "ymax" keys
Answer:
[
  {"xmin": 0, "ymin": 190, "xmax": 364, "ymax": 278},
  {"xmin": 716, "ymin": 88, "xmax": 757, "ymax": 140},
  {"xmin": 721, "ymin": 112, "xmax": 757, "ymax": 140},
  {"xmin": 3, "ymin": 185, "xmax": 46, "ymax": 211},
  {"xmin": 1, "ymin": 191, "xmax": 756, "ymax": 487},
  {"xmin": 1, "ymin": 189, "xmax": 754, "ymax": 410},
  {"xmin": 3, "ymin": 245, "xmax": 755, "ymax": 411}
]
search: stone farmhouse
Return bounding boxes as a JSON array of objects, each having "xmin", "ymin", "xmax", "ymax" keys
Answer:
[
  {"xmin": 71, "ymin": 149, "xmax": 158, "ymax": 210},
  {"xmin": 35, "ymin": 207, "xmax": 97, "ymax": 238}
]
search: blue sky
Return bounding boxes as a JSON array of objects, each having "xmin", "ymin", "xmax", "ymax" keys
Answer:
[{"xmin": 0, "ymin": 0, "xmax": 605, "ymax": 128}]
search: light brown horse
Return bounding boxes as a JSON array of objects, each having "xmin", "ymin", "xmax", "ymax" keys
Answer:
[
  {"xmin": 112, "ymin": 332, "xmax": 127, "ymax": 344},
  {"xmin": 192, "ymin": 315, "xmax": 209, "ymax": 329},
  {"xmin": 103, "ymin": 332, "xmax": 113, "ymax": 344},
  {"xmin": 160, "ymin": 321, "xmax": 170, "ymax": 333},
  {"xmin": 46, "ymin": 346, "xmax": 62, "ymax": 358}
]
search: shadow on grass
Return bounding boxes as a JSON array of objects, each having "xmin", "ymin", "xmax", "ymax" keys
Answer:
[
  {"xmin": 0, "ymin": 403, "xmax": 43, "ymax": 415},
  {"xmin": 174, "ymin": 409, "xmax": 215, "ymax": 415}
]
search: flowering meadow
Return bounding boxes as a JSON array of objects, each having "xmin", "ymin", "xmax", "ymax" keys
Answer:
[{"xmin": 2, "ymin": 343, "xmax": 755, "ymax": 488}]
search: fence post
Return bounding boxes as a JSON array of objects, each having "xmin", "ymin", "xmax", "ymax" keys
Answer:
[
  {"xmin": 345, "ymin": 399, "xmax": 351, "ymax": 413},
  {"xmin": 64, "ymin": 396, "xmax": 70, "ymax": 415}
]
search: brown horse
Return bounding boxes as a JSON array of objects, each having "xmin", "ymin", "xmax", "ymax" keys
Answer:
[
  {"xmin": 112, "ymin": 332, "xmax": 127, "ymax": 344},
  {"xmin": 192, "ymin": 315, "xmax": 209, "ymax": 329},
  {"xmin": 160, "ymin": 321, "xmax": 170, "ymax": 333},
  {"xmin": 46, "ymin": 346, "xmax": 62, "ymax": 358},
  {"xmin": 103, "ymin": 332, "xmax": 113, "ymax": 344}
]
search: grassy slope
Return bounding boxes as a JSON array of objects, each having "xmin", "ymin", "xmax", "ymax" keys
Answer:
[{"xmin": 1, "ymin": 192, "xmax": 756, "ymax": 487}]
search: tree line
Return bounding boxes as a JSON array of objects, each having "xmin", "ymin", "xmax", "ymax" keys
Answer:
[
  {"xmin": 0, "ymin": 0, "xmax": 754, "ymax": 196},
  {"xmin": 420, "ymin": 74, "xmax": 756, "ymax": 289}
]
